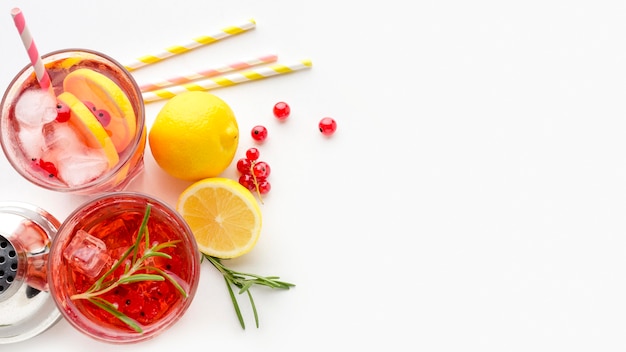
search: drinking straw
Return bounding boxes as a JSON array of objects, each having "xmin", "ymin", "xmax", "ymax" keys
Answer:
[
  {"xmin": 124, "ymin": 19, "xmax": 257, "ymax": 72},
  {"xmin": 142, "ymin": 59, "xmax": 312, "ymax": 103},
  {"xmin": 139, "ymin": 54, "xmax": 278, "ymax": 92},
  {"xmin": 11, "ymin": 8, "xmax": 51, "ymax": 91}
]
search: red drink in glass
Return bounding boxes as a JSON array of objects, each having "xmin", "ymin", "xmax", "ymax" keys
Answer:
[
  {"xmin": 47, "ymin": 193, "xmax": 200, "ymax": 343},
  {"xmin": 0, "ymin": 49, "xmax": 145, "ymax": 194}
]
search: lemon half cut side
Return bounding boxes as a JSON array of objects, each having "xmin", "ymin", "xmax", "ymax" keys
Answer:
[{"xmin": 176, "ymin": 177, "xmax": 262, "ymax": 259}]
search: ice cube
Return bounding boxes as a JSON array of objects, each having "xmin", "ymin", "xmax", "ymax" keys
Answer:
[
  {"xmin": 56, "ymin": 148, "xmax": 109, "ymax": 187},
  {"xmin": 14, "ymin": 89, "xmax": 57, "ymax": 128},
  {"xmin": 63, "ymin": 229, "xmax": 110, "ymax": 278},
  {"xmin": 40, "ymin": 123, "xmax": 85, "ymax": 164},
  {"xmin": 44, "ymin": 122, "xmax": 84, "ymax": 152},
  {"xmin": 17, "ymin": 126, "xmax": 45, "ymax": 159}
]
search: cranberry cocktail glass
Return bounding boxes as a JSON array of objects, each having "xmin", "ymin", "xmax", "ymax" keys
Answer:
[
  {"xmin": 0, "ymin": 49, "xmax": 146, "ymax": 194},
  {"xmin": 47, "ymin": 193, "xmax": 201, "ymax": 343}
]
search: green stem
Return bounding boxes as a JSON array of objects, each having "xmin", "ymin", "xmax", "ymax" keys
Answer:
[{"xmin": 205, "ymin": 254, "xmax": 294, "ymax": 329}]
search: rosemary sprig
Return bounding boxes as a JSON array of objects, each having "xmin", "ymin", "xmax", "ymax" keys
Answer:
[
  {"xmin": 204, "ymin": 254, "xmax": 294, "ymax": 329},
  {"xmin": 70, "ymin": 205, "xmax": 187, "ymax": 333}
]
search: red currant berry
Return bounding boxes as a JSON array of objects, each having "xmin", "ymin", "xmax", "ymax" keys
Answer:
[
  {"xmin": 258, "ymin": 179, "xmax": 271, "ymax": 195},
  {"xmin": 55, "ymin": 102, "xmax": 71, "ymax": 123},
  {"xmin": 319, "ymin": 117, "xmax": 337, "ymax": 136},
  {"xmin": 273, "ymin": 102, "xmax": 290, "ymax": 120},
  {"xmin": 239, "ymin": 174, "xmax": 256, "ymax": 191},
  {"xmin": 236, "ymin": 158, "xmax": 252, "ymax": 174},
  {"xmin": 253, "ymin": 161, "xmax": 271, "ymax": 178},
  {"xmin": 251, "ymin": 125, "xmax": 268, "ymax": 142},
  {"xmin": 246, "ymin": 147, "xmax": 260, "ymax": 161}
]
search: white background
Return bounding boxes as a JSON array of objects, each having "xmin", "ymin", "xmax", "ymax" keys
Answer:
[{"xmin": 1, "ymin": 0, "xmax": 626, "ymax": 351}]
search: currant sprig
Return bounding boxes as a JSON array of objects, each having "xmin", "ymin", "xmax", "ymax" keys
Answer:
[
  {"xmin": 236, "ymin": 147, "xmax": 271, "ymax": 202},
  {"xmin": 204, "ymin": 254, "xmax": 294, "ymax": 329},
  {"xmin": 70, "ymin": 205, "xmax": 187, "ymax": 333}
]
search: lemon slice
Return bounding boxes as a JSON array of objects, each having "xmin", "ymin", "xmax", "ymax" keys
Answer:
[
  {"xmin": 63, "ymin": 68, "xmax": 136, "ymax": 152},
  {"xmin": 176, "ymin": 177, "xmax": 262, "ymax": 259},
  {"xmin": 56, "ymin": 92, "xmax": 119, "ymax": 169}
]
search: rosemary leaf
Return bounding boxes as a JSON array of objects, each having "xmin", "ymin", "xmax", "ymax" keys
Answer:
[
  {"xmin": 88, "ymin": 297, "xmax": 142, "ymax": 333},
  {"xmin": 224, "ymin": 277, "xmax": 245, "ymax": 329},
  {"xmin": 205, "ymin": 254, "xmax": 294, "ymax": 329},
  {"xmin": 239, "ymin": 281, "xmax": 254, "ymax": 294},
  {"xmin": 132, "ymin": 205, "xmax": 151, "ymax": 265},
  {"xmin": 142, "ymin": 251, "xmax": 173, "ymax": 259},
  {"xmin": 151, "ymin": 240, "xmax": 182, "ymax": 252},
  {"xmin": 117, "ymin": 274, "xmax": 165, "ymax": 284},
  {"xmin": 245, "ymin": 290, "xmax": 259, "ymax": 328},
  {"xmin": 146, "ymin": 266, "xmax": 188, "ymax": 298}
]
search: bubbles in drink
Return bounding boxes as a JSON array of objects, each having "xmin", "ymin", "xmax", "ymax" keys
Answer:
[{"xmin": 63, "ymin": 229, "xmax": 110, "ymax": 278}]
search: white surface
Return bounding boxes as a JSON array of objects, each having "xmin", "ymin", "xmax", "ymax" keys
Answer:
[{"xmin": 1, "ymin": 0, "xmax": 626, "ymax": 350}]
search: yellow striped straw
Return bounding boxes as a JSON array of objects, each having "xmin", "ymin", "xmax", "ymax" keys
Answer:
[
  {"xmin": 142, "ymin": 59, "xmax": 313, "ymax": 103},
  {"xmin": 124, "ymin": 19, "xmax": 256, "ymax": 72}
]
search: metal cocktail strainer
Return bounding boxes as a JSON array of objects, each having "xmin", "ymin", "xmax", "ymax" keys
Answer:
[
  {"xmin": 0, "ymin": 236, "xmax": 19, "ymax": 294},
  {"xmin": 0, "ymin": 202, "xmax": 61, "ymax": 344}
]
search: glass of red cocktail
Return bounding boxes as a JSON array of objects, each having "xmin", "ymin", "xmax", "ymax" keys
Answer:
[{"xmin": 47, "ymin": 193, "xmax": 200, "ymax": 343}]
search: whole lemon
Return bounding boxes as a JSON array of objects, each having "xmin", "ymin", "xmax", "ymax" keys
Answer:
[{"xmin": 148, "ymin": 91, "xmax": 239, "ymax": 181}]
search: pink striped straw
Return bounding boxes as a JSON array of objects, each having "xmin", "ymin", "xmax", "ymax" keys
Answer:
[
  {"xmin": 139, "ymin": 54, "xmax": 278, "ymax": 92},
  {"xmin": 11, "ymin": 8, "xmax": 52, "ymax": 91}
]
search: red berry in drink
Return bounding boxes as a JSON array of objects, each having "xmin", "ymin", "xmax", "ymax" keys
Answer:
[
  {"xmin": 82, "ymin": 100, "xmax": 112, "ymax": 127},
  {"xmin": 83, "ymin": 101, "xmax": 97, "ymax": 112},
  {"xmin": 319, "ymin": 117, "xmax": 337, "ymax": 136},
  {"xmin": 273, "ymin": 102, "xmax": 290, "ymax": 120},
  {"xmin": 56, "ymin": 102, "xmax": 71, "ymax": 123},
  {"xmin": 94, "ymin": 109, "xmax": 111, "ymax": 127},
  {"xmin": 38, "ymin": 159, "xmax": 58, "ymax": 177},
  {"xmin": 251, "ymin": 125, "xmax": 268, "ymax": 142},
  {"xmin": 246, "ymin": 147, "xmax": 260, "ymax": 161}
]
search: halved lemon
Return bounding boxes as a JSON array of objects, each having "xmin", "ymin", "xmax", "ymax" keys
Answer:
[
  {"xmin": 63, "ymin": 68, "xmax": 136, "ymax": 152},
  {"xmin": 56, "ymin": 92, "xmax": 119, "ymax": 168},
  {"xmin": 176, "ymin": 177, "xmax": 262, "ymax": 259}
]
